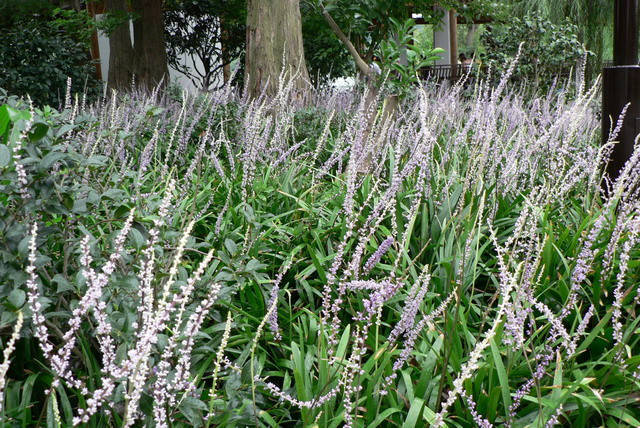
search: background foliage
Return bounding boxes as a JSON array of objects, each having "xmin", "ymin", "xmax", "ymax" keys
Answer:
[
  {"xmin": 481, "ymin": 14, "xmax": 588, "ymax": 87},
  {"xmin": 0, "ymin": 2, "xmax": 100, "ymax": 108}
]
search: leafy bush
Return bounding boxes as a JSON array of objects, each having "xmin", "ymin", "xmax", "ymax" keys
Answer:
[
  {"xmin": 0, "ymin": 95, "xmax": 126, "ymax": 332},
  {"xmin": 376, "ymin": 18, "xmax": 444, "ymax": 98},
  {"xmin": 293, "ymin": 106, "xmax": 345, "ymax": 144},
  {"xmin": 0, "ymin": 20, "xmax": 101, "ymax": 108},
  {"xmin": 481, "ymin": 14, "xmax": 588, "ymax": 86}
]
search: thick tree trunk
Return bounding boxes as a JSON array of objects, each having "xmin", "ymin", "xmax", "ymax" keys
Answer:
[
  {"xmin": 106, "ymin": 0, "xmax": 135, "ymax": 92},
  {"xmin": 86, "ymin": 1, "xmax": 103, "ymax": 81},
  {"xmin": 245, "ymin": 0, "xmax": 310, "ymax": 99},
  {"xmin": 132, "ymin": 0, "xmax": 169, "ymax": 92}
]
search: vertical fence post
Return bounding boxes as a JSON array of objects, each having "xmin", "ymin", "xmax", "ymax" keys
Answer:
[
  {"xmin": 602, "ymin": 0, "xmax": 639, "ymax": 186},
  {"xmin": 614, "ymin": 0, "xmax": 638, "ymax": 66},
  {"xmin": 449, "ymin": 9, "xmax": 458, "ymax": 82}
]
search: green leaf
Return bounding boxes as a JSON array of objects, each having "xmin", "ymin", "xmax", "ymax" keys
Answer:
[
  {"xmin": 82, "ymin": 155, "xmax": 108, "ymax": 167},
  {"xmin": 178, "ymin": 396, "xmax": 207, "ymax": 426},
  {"xmin": 46, "ymin": 392, "xmax": 60, "ymax": 428},
  {"xmin": 102, "ymin": 188, "xmax": 126, "ymax": 200},
  {"xmin": 3, "ymin": 105, "xmax": 31, "ymax": 123},
  {"xmin": 402, "ymin": 397, "xmax": 424, "ymax": 428},
  {"xmin": 40, "ymin": 151, "xmax": 67, "ymax": 170},
  {"xmin": 245, "ymin": 258, "xmax": 266, "ymax": 272},
  {"xmin": 129, "ymin": 227, "xmax": 145, "ymax": 250},
  {"xmin": 291, "ymin": 341, "xmax": 311, "ymax": 424},
  {"xmin": 146, "ymin": 106, "xmax": 165, "ymax": 117},
  {"xmin": 0, "ymin": 144, "xmax": 10, "ymax": 167},
  {"xmin": 0, "ymin": 105, "xmax": 10, "ymax": 136},
  {"xmin": 490, "ymin": 337, "xmax": 511, "ymax": 411},
  {"xmin": 72, "ymin": 197, "xmax": 87, "ymax": 214},
  {"xmin": 29, "ymin": 123, "xmax": 49, "ymax": 141},
  {"xmin": 53, "ymin": 274, "xmax": 74, "ymax": 293},
  {"xmin": 551, "ymin": 351, "xmax": 563, "ymax": 401},
  {"xmin": 19, "ymin": 373, "xmax": 39, "ymax": 412},
  {"xmin": 258, "ymin": 410, "xmax": 278, "ymax": 427},
  {"xmin": 368, "ymin": 408, "xmax": 400, "ymax": 428},
  {"xmin": 575, "ymin": 309, "xmax": 612, "ymax": 354},
  {"xmin": 224, "ymin": 239, "xmax": 238, "ymax": 256},
  {"xmin": 307, "ymin": 244, "xmax": 327, "ymax": 282},
  {"xmin": 605, "ymin": 408, "xmax": 640, "ymax": 426},
  {"xmin": 7, "ymin": 288, "xmax": 26, "ymax": 309},
  {"xmin": 55, "ymin": 124, "xmax": 75, "ymax": 138},
  {"xmin": 401, "ymin": 370, "xmax": 415, "ymax": 401}
]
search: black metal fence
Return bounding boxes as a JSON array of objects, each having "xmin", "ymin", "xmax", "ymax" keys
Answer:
[
  {"xmin": 420, "ymin": 63, "xmax": 582, "ymax": 82},
  {"xmin": 420, "ymin": 64, "xmax": 472, "ymax": 81}
]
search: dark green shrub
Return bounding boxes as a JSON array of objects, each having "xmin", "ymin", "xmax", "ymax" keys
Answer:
[
  {"xmin": 300, "ymin": 5, "xmax": 354, "ymax": 86},
  {"xmin": 0, "ymin": 0, "xmax": 54, "ymax": 28},
  {"xmin": 0, "ymin": 97, "xmax": 123, "ymax": 330},
  {"xmin": 0, "ymin": 21, "xmax": 101, "ymax": 108}
]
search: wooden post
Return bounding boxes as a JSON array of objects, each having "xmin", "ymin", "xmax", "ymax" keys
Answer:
[
  {"xmin": 449, "ymin": 9, "xmax": 458, "ymax": 81},
  {"xmin": 602, "ymin": 0, "xmax": 639, "ymax": 185},
  {"xmin": 614, "ymin": 0, "xmax": 638, "ymax": 65}
]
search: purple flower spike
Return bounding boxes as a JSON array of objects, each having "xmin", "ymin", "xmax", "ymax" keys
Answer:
[{"xmin": 363, "ymin": 237, "xmax": 394, "ymax": 274}]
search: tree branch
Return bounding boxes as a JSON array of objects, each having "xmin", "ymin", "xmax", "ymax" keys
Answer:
[{"xmin": 321, "ymin": 8, "xmax": 373, "ymax": 78}]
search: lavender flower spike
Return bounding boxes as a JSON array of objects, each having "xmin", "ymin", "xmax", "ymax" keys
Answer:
[
  {"xmin": 0, "ymin": 311, "xmax": 24, "ymax": 415},
  {"xmin": 363, "ymin": 236, "xmax": 394, "ymax": 274}
]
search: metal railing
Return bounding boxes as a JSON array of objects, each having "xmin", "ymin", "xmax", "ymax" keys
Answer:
[
  {"xmin": 420, "ymin": 63, "xmax": 589, "ymax": 82},
  {"xmin": 422, "ymin": 61, "xmax": 621, "ymax": 82},
  {"xmin": 420, "ymin": 64, "xmax": 473, "ymax": 81}
]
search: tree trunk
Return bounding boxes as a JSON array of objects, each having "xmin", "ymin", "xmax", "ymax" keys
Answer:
[
  {"xmin": 132, "ymin": 0, "xmax": 169, "ymax": 92},
  {"xmin": 245, "ymin": 0, "xmax": 310, "ymax": 99},
  {"xmin": 220, "ymin": 16, "xmax": 231, "ymax": 84},
  {"xmin": 86, "ymin": 0, "xmax": 103, "ymax": 81},
  {"xmin": 465, "ymin": 24, "xmax": 477, "ymax": 50},
  {"xmin": 106, "ymin": 0, "xmax": 135, "ymax": 92}
]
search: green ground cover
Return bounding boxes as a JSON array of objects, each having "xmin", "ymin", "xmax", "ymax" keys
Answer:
[{"xmin": 1, "ymin": 75, "xmax": 639, "ymax": 427}]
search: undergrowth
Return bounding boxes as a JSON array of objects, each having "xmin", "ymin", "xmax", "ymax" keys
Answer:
[{"xmin": 1, "ymin": 71, "xmax": 639, "ymax": 427}]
